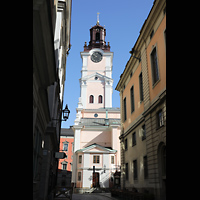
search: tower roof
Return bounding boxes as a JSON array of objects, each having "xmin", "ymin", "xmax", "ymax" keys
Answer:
[{"xmin": 83, "ymin": 18, "xmax": 110, "ymax": 51}]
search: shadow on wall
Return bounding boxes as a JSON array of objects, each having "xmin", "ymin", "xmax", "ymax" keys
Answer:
[
  {"xmin": 100, "ymin": 174, "xmax": 110, "ymax": 188},
  {"xmin": 81, "ymin": 130, "xmax": 111, "ymax": 148}
]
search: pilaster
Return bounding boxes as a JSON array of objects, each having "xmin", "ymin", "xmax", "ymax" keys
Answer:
[{"xmin": 141, "ymin": 43, "xmax": 150, "ymax": 110}]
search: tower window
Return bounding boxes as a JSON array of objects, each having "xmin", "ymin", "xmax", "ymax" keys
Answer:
[
  {"xmin": 96, "ymin": 32, "xmax": 100, "ymax": 42},
  {"xmin": 98, "ymin": 95, "xmax": 103, "ymax": 103},
  {"xmin": 89, "ymin": 95, "xmax": 94, "ymax": 103}
]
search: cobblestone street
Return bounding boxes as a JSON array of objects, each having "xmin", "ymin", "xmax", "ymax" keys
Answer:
[{"xmin": 72, "ymin": 193, "xmax": 119, "ymax": 200}]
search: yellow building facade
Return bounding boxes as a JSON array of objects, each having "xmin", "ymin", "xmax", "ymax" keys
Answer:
[{"xmin": 115, "ymin": 0, "xmax": 166, "ymax": 199}]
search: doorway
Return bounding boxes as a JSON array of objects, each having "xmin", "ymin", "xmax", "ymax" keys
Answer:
[
  {"xmin": 93, "ymin": 172, "xmax": 100, "ymax": 188},
  {"xmin": 158, "ymin": 142, "xmax": 166, "ymax": 200}
]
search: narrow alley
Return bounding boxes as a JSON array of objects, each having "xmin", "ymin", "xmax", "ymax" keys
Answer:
[{"xmin": 54, "ymin": 192, "xmax": 119, "ymax": 200}]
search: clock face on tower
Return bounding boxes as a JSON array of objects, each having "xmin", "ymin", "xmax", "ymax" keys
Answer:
[{"xmin": 91, "ymin": 51, "xmax": 103, "ymax": 63}]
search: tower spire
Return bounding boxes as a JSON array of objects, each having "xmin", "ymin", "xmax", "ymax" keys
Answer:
[{"xmin": 97, "ymin": 12, "xmax": 100, "ymax": 25}]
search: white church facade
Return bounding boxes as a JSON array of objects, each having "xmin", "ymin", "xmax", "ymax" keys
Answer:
[{"xmin": 72, "ymin": 17, "xmax": 121, "ymax": 192}]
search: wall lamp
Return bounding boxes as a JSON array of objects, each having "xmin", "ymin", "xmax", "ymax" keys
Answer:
[{"xmin": 52, "ymin": 104, "xmax": 70, "ymax": 122}]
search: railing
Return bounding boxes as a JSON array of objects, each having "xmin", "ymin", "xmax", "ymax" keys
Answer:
[{"xmin": 54, "ymin": 186, "xmax": 73, "ymax": 199}]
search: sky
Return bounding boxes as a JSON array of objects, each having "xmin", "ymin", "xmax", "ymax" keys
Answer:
[{"xmin": 61, "ymin": 0, "xmax": 154, "ymax": 128}]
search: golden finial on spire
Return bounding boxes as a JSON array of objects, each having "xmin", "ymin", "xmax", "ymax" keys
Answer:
[{"xmin": 97, "ymin": 12, "xmax": 100, "ymax": 25}]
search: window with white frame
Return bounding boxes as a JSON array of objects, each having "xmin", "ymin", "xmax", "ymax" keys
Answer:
[
  {"xmin": 93, "ymin": 155, "xmax": 100, "ymax": 163},
  {"xmin": 157, "ymin": 109, "xmax": 164, "ymax": 128},
  {"xmin": 63, "ymin": 141, "xmax": 69, "ymax": 151}
]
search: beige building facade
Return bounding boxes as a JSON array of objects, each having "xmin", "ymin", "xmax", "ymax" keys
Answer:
[{"xmin": 115, "ymin": 0, "xmax": 166, "ymax": 199}]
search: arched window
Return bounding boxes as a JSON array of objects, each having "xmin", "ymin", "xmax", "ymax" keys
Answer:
[
  {"xmin": 98, "ymin": 95, "xmax": 103, "ymax": 103},
  {"xmin": 89, "ymin": 95, "xmax": 94, "ymax": 103}
]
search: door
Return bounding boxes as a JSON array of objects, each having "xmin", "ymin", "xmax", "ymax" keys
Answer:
[
  {"xmin": 158, "ymin": 143, "xmax": 166, "ymax": 200},
  {"xmin": 93, "ymin": 172, "xmax": 100, "ymax": 187}
]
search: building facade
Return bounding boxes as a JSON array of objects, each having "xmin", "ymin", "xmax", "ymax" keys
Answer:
[
  {"xmin": 57, "ymin": 127, "xmax": 74, "ymax": 187},
  {"xmin": 72, "ymin": 19, "xmax": 121, "ymax": 193},
  {"xmin": 33, "ymin": 1, "xmax": 72, "ymax": 200},
  {"xmin": 115, "ymin": 0, "xmax": 166, "ymax": 199},
  {"xmin": 58, "ymin": 127, "xmax": 74, "ymax": 171}
]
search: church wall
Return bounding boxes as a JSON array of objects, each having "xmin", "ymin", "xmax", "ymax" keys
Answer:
[
  {"xmin": 80, "ymin": 130, "xmax": 111, "ymax": 149},
  {"xmin": 83, "ymin": 111, "xmax": 120, "ymax": 119},
  {"xmin": 73, "ymin": 20, "xmax": 121, "ymax": 191},
  {"xmin": 86, "ymin": 81, "xmax": 105, "ymax": 109}
]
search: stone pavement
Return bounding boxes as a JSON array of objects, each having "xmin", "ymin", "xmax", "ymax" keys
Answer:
[{"xmin": 71, "ymin": 193, "xmax": 119, "ymax": 200}]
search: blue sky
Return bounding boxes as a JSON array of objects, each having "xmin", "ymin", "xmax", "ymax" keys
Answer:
[{"xmin": 61, "ymin": 0, "xmax": 154, "ymax": 128}]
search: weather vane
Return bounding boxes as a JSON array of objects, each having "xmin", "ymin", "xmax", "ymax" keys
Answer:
[{"xmin": 97, "ymin": 12, "xmax": 100, "ymax": 25}]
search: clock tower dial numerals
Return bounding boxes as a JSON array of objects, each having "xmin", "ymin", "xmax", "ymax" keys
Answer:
[{"xmin": 91, "ymin": 51, "xmax": 103, "ymax": 63}]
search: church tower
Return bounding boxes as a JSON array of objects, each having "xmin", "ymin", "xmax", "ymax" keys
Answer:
[
  {"xmin": 72, "ymin": 16, "xmax": 121, "ymax": 191},
  {"xmin": 79, "ymin": 18, "xmax": 113, "ymax": 109}
]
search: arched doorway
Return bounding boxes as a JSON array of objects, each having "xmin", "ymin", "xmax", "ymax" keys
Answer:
[{"xmin": 158, "ymin": 142, "xmax": 166, "ymax": 200}]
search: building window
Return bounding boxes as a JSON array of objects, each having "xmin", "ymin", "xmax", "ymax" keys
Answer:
[
  {"xmin": 123, "ymin": 97, "xmax": 127, "ymax": 122},
  {"xmin": 157, "ymin": 110, "xmax": 164, "ymax": 128},
  {"xmin": 78, "ymin": 172, "xmax": 81, "ymax": 181},
  {"xmin": 72, "ymin": 142, "xmax": 74, "ymax": 152},
  {"xmin": 125, "ymin": 163, "xmax": 129, "ymax": 180},
  {"xmin": 125, "ymin": 138, "xmax": 128, "ymax": 151},
  {"xmin": 111, "ymin": 156, "xmax": 114, "ymax": 164},
  {"xmin": 144, "ymin": 156, "xmax": 148, "ymax": 179},
  {"xmin": 62, "ymin": 164, "xmax": 67, "ymax": 170},
  {"xmin": 98, "ymin": 95, "xmax": 103, "ymax": 103},
  {"xmin": 63, "ymin": 143, "xmax": 68, "ymax": 151},
  {"xmin": 150, "ymin": 30, "xmax": 154, "ymax": 39},
  {"xmin": 89, "ymin": 95, "xmax": 94, "ymax": 103},
  {"xmin": 133, "ymin": 160, "xmax": 138, "ymax": 180},
  {"xmin": 79, "ymin": 155, "xmax": 82, "ymax": 163},
  {"xmin": 93, "ymin": 155, "xmax": 100, "ymax": 163},
  {"xmin": 142, "ymin": 124, "xmax": 146, "ymax": 140},
  {"xmin": 150, "ymin": 47, "xmax": 159, "ymax": 85},
  {"xmin": 132, "ymin": 132, "xmax": 136, "ymax": 146},
  {"xmin": 139, "ymin": 73, "xmax": 144, "ymax": 102},
  {"xmin": 130, "ymin": 85, "xmax": 135, "ymax": 113}
]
